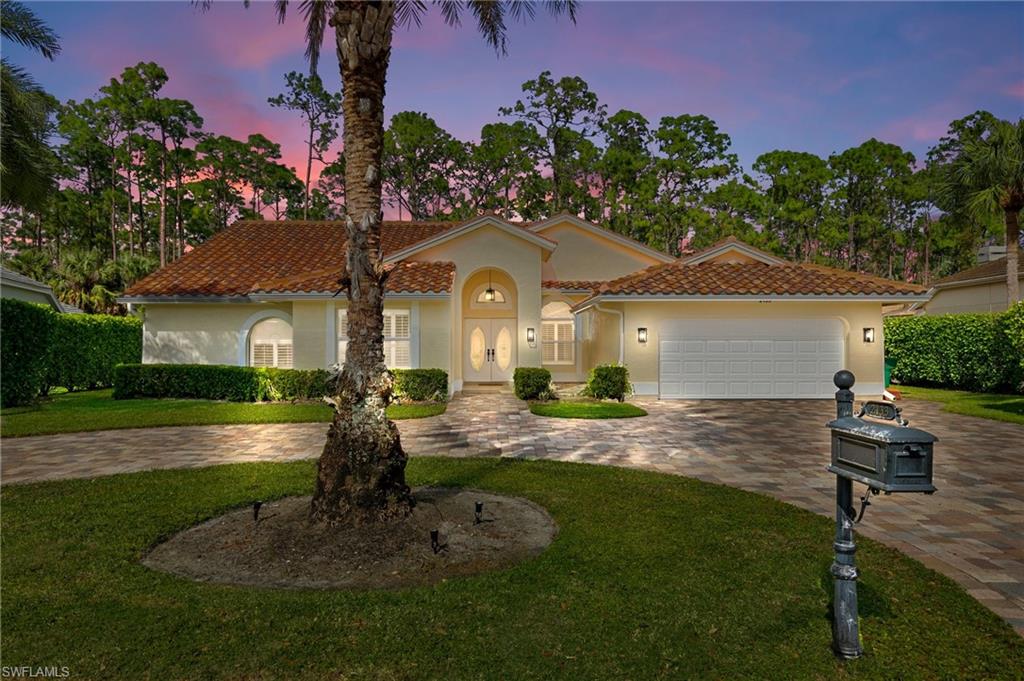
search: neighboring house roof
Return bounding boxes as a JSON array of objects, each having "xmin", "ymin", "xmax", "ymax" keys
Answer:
[
  {"xmin": 681, "ymin": 236, "xmax": 786, "ymax": 265},
  {"xmin": 122, "ymin": 220, "xmax": 457, "ymax": 299},
  {"xmin": 529, "ymin": 212, "xmax": 675, "ymax": 264},
  {"xmin": 931, "ymin": 250, "xmax": 1022, "ymax": 288},
  {"xmin": 575, "ymin": 254, "xmax": 928, "ymax": 309},
  {"xmin": 0, "ymin": 266, "xmax": 73, "ymax": 312}
]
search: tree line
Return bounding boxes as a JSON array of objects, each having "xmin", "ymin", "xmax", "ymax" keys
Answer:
[{"xmin": 2, "ymin": 52, "xmax": 1017, "ymax": 312}]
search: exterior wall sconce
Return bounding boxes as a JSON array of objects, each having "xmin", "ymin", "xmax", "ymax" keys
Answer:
[
  {"xmin": 637, "ymin": 327, "xmax": 648, "ymax": 344},
  {"xmin": 862, "ymin": 327, "xmax": 875, "ymax": 343},
  {"xmin": 526, "ymin": 327, "xmax": 536, "ymax": 347}
]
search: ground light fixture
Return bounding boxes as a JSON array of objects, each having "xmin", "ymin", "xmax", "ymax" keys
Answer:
[
  {"xmin": 474, "ymin": 501, "xmax": 484, "ymax": 524},
  {"xmin": 637, "ymin": 327, "xmax": 648, "ymax": 344},
  {"xmin": 430, "ymin": 529, "xmax": 440, "ymax": 554},
  {"xmin": 862, "ymin": 327, "xmax": 875, "ymax": 343}
]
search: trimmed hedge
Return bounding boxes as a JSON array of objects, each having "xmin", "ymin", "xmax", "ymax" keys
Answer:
[
  {"xmin": 513, "ymin": 367, "xmax": 551, "ymax": 400},
  {"xmin": 113, "ymin": 364, "xmax": 449, "ymax": 403},
  {"xmin": 393, "ymin": 368, "xmax": 448, "ymax": 402},
  {"xmin": 884, "ymin": 302, "xmax": 1024, "ymax": 393},
  {"xmin": 1, "ymin": 298, "xmax": 55, "ymax": 407},
  {"xmin": 584, "ymin": 364, "xmax": 632, "ymax": 402},
  {"xmin": 46, "ymin": 313, "xmax": 142, "ymax": 392},
  {"xmin": 114, "ymin": 364, "xmax": 275, "ymax": 401}
]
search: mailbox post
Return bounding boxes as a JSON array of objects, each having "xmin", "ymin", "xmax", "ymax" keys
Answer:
[{"xmin": 826, "ymin": 370, "xmax": 937, "ymax": 659}]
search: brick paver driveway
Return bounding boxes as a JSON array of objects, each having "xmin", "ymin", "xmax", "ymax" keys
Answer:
[{"xmin": 2, "ymin": 393, "xmax": 1022, "ymax": 633}]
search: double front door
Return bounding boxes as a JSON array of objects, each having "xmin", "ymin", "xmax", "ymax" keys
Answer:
[{"xmin": 463, "ymin": 318, "xmax": 515, "ymax": 382}]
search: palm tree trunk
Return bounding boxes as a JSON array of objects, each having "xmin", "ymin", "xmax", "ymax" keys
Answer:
[
  {"xmin": 1006, "ymin": 209, "xmax": 1020, "ymax": 304},
  {"xmin": 310, "ymin": 1, "xmax": 412, "ymax": 526}
]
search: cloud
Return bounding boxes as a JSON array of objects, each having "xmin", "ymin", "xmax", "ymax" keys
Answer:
[{"xmin": 1004, "ymin": 81, "xmax": 1024, "ymax": 100}]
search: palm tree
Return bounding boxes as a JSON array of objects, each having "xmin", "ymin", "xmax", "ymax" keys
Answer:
[
  {"xmin": 200, "ymin": 0, "xmax": 579, "ymax": 524},
  {"xmin": 947, "ymin": 118, "xmax": 1024, "ymax": 305},
  {"xmin": 0, "ymin": 0, "xmax": 61, "ymax": 210}
]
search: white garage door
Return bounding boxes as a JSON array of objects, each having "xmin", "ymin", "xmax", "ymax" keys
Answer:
[{"xmin": 659, "ymin": 319, "xmax": 844, "ymax": 399}]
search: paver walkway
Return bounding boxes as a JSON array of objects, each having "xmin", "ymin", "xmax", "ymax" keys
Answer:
[{"xmin": 2, "ymin": 392, "xmax": 1022, "ymax": 634}]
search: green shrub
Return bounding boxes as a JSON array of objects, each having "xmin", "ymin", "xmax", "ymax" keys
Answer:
[
  {"xmin": 884, "ymin": 306, "xmax": 1024, "ymax": 393},
  {"xmin": 513, "ymin": 367, "xmax": 551, "ymax": 400},
  {"xmin": 114, "ymin": 364, "xmax": 274, "ymax": 401},
  {"xmin": 0, "ymin": 299, "xmax": 55, "ymax": 407},
  {"xmin": 584, "ymin": 364, "xmax": 632, "ymax": 402},
  {"xmin": 265, "ymin": 367, "xmax": 331, "ymax": 401},
  {"xmin": 46, "ymin": 313, "xmax": 142, "ymax": 392},
  {"xmin": 393, "ymin": 368, "xmax": 448, "ymax": 402}
]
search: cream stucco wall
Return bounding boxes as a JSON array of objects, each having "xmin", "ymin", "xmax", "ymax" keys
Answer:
[
  {"xmin": 409, "ymin": 224, "xmax": 543, "ymax": 385},
  {"xmin": 142, "ymin": 297, "xmax": 450, "ymax": 371},
  {"xmin": 141, "ymin": 303, "xmax": 292, "ymax": 365},
  {"xmin": 537, "ymin": 221, "xmax": 665, "ymax": 281},
  {"xmin": 617, "ymin": 300, "xmax": 886, "ymax": 395},
  {"xmin": 922, "ymin": 278, "xmax": 1023, "ymax": 315}
]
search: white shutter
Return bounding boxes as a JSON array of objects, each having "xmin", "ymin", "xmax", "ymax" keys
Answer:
[
  {"xmin": 276, "ymin": 342, "xmax": 293, "ymax": 369},
  {"xmin": 557, "ymin": 322, "xmax": 575, "ymax": 363},
  {"xmin": 252, "ymin": 343, "xmax": 274, "ymax": 367}
]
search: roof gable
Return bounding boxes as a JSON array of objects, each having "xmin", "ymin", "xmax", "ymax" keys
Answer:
[
  {"xmin": 682, "ymin": 236, "xmax": 785, "ymax": 265},
  {"xmin": 932, "ymin": 249, "xmax": 1023, "ymax": 288},
  {"xmin": 529, "ymin": 213, "xmax": 674, "ymax": 264},
  {"xmin": 384, "ymin": 215, "xmax": 556, "ymax": 264}
]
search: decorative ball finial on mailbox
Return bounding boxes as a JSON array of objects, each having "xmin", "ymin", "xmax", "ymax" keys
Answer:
[{"xmin": 833, "ymin": 370, "xmax": 855, "ymax": 390}]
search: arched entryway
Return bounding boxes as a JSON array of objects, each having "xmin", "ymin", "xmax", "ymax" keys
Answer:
[{"xmin": 461, "ymin": 268, "xmax": 517, "ymax": 383}]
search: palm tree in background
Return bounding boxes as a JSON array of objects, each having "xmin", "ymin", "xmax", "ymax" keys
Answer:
[
  {"xmin": 201, "ymin": 0, "xmax": 579, "ymax": 524},
  {"xmin": 0, "ymin": 0, "xmax": 61, "ymax": 210},
  {"xmin": 947, "ymin": 118, "xmax": 1024, "ymax": 305}
]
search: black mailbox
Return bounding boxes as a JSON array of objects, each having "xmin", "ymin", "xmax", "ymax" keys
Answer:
[{"xmin": 827, "ymin": 400, "xmax": 937, "ymax": 494}]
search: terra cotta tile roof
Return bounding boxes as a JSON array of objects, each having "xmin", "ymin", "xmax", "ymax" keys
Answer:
[
  {"xmin": 932, "ymin": 250, "xmax": 1022, "ymax": 287},
  {"xmin": 590, "ymin": 260, "xmax": 928, "ymax": 298},
  {"xmin": 541, "ymin": 280, "xmax": 606, "ymax": 291},
  {"xmin": 251, "ymin": 261, "xmax": 455, "ymax": 295},
  {"xmin": 124, "ymin": 220, "xmax": 458, "ymax": 297}
]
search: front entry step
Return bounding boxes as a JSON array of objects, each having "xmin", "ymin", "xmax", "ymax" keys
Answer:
[{"xmin": 460, "ymin": 383, "xmax": 513, "ymax": 395}]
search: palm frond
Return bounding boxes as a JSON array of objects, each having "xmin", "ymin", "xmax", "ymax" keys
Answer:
[
  {"xmin": 0, "ymin": 0, "xmax": 61, "ymax": 60},
  {"xmin": 299, "ymin": 0, "xmax": 330, "ymax": 76},
  {"xmin": 395, "ymin": 0, "xmax": 429, "ymax": 28}
]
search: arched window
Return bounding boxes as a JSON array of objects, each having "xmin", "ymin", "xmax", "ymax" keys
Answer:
[
  {"xmin": 541, "ymin": 301, "xmax": 575, "ymax": 365},
  {"xmin": 249, "ymin": 318, "xmax": 293, "ymax": 368}
]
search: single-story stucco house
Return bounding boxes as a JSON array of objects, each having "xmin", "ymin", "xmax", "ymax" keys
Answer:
[
  {"xmin": 910, "ymin": 249, "xmax": 1022, "ymax": 315},
  {"xmin": 120, "ymin": 214, "xmax": 928, "ymax": 399}
]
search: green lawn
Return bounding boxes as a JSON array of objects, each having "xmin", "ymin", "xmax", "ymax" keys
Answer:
[
  {"xmin": 898, "ymin": 385, "xmax": 1024, "ymax": 425},
  {"xmin": 1, "ymin": 458, "xmax": 1019, "ymax": 679},
  {"xmin": 0, "ymin": 389, "xmax": 445, "ymax": 437},
  {"xmin": 529, "ymin": 400, "xmax": 648, "ymax": 419}
]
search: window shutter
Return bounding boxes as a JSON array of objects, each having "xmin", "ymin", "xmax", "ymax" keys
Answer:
[
  {"xmin": 252, "ymin": 343, "xmax": 274, "ymax": 368},
  {"xmin": 276, "ymin": 342, "xmax": 294, "ymax": 368}
]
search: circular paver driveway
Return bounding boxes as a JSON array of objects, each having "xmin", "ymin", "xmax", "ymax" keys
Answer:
[{"xmin": 2, "ymin": 393, "xmax": 1022, "ymax": 634}]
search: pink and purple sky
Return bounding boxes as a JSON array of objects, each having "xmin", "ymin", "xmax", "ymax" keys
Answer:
[{"xmin": 8, "ymin": 1, "xmax": 1024, "ymax": 184}]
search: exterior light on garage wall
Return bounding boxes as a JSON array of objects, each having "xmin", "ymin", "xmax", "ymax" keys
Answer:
[
  {"xmin": 862, "ymin": 327, "xmax": 875, "ymax": 343},
  {"xmin": 526, "ymin": 327, "xmax": 536, "ymax": 347},
  {"xmin": 637, "ymin": 327, "xmax": 648, "ymax": 344}
]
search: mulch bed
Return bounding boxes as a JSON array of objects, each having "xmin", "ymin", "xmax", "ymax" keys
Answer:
[{"xmin": 143, "ymin": 487, "xmax": 557, "ymax": 590}]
